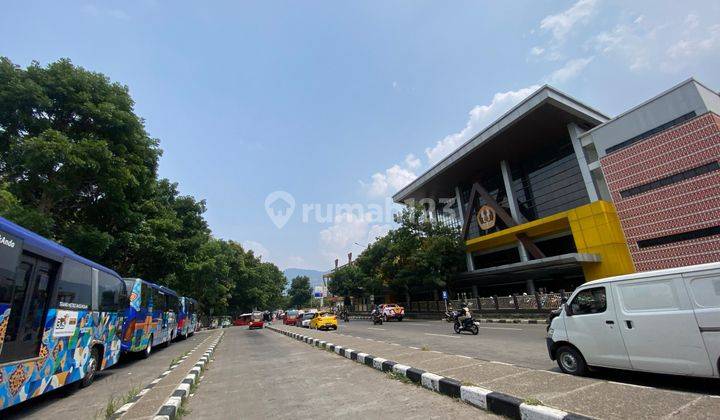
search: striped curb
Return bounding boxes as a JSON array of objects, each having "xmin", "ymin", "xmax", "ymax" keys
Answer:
[
  {"xmin": 151, "ymin": 331, "xmax": 224, "ymax": 420},
  {"xmin": 347, "ymin": 316, "xmax": 547, "ymax": 324},
  {"xmin": 267, "ymin": 326, "xmax": 592, "ymax": 420},
  {"xmin": 110, "ymin": 334, "xmax": 216, "ymax": 419}
]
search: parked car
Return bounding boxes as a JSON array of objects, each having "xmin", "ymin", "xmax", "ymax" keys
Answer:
[
  {"xmin": 380, "ymin": 303, "xmax": 405, "ymax": 321},
  {"xmin": 300, "ymin": 312, "xmax": 316, "ymax": 328},
  {"xmin": 547, "ymin": 262, "xmax": 720, "ymax": 379},
  {"xmin": 284, "ymin": 310, "xmax": 299, "ymax": 326},
  {"xmin": 310, "ymin": 311, "xmax": 338, "ymax": 331}
]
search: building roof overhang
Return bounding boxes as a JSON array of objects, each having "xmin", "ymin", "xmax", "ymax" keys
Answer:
[
  {"xmin": 456, "ymin": 252, "xmax": 600, "ymax": 283},
  {"xmin": 392, "ymin": 85, "xmax": 609, "ymax": 203}
]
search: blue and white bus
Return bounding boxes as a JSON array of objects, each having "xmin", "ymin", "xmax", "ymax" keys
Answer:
[
  {"xmin": 0, "ymin": 216, "xmax": 127, "ymax": 410},
  {"xmin": 177, "ymin": 297, "xmax": 198, "ymax": 340},
  {"xmin": 121, "ymin": 279, "xmax": 179, "ymax": 357}
]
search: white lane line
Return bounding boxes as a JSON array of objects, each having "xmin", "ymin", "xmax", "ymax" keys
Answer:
[
  {"xmin": 424, "ymin": 333, "xmax": 461, "ymax": 339},
  {"xmin": 479, "ymin": 326, "xmax": 523, "ymax": 331},
  {"xmin": 409, "ymin": 346, "xmax": 420, "ymax": 350},
  {"xmin": 490, "ymin": 361, "xmax": 514, "ymax": 366},
  {"xmin": 367, "ymin": 327, "xmax": 386, "ymax": 331}
]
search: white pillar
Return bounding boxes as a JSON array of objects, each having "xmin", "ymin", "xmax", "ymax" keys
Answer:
[
  {"xmin": 455, "ymin": 186, "xmax": 475, "ymax": 272},
  {"xmin": 500, "ymin": 160, "xmax": 529, "ymax": 262},
  {"xmin": 568, "ymin": 123, "xmax": 599, "ymax": 202}
]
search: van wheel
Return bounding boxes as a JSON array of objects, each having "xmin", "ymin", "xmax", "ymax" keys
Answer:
[
  {"xmin": 556, "ymin": 346, "xmax": 587, "ymax": 376},
  {"xmin": 80, "ymin": 347, "xmax": 100, "ymax": 388},
  {"xmin": 141, "ymin": 336, "xmax": 153, "ymax": 359}
]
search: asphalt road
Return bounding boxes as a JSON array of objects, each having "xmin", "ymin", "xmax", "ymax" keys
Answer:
[
  {"xmin": 337, "ymin": 318, "xmax": 553, "ymax": 369},
  {"xmin": 306, "ymin": 318, "xmax": 720, "ymax": 396},
  {"xmin": 2, "ymin": 331, "xmax": 214, "ymax": 419},
  {"xmin": 186, "ymin": 326, "xmax": 499, "ymax": 419}
]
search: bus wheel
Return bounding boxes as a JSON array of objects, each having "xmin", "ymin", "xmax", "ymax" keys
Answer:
[
  {"xmin": 141, "ymin": 336, "xmax": 153, "ymax": 359},
  {"xmin": 80, "ymin": 347, "xmax": 100, "ymax": 388}
]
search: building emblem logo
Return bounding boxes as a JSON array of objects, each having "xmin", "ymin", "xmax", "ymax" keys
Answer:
[{"xmin": 477, "ymin": 205, "xmax": 496, "ymax": 230}]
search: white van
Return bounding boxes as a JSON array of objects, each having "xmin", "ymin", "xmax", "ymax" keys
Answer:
[{"xmin": 547, "ymin": 262, "xmax": 720, "ymax": 378}]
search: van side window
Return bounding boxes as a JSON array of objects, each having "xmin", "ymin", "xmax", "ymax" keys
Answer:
[
  {"xmin": 618, "ymin": 279, "xmax": 678, "ymax": 311},
  {"xmin": 570, "ymin": 287, "xmax": 606, "ymax": 315},
  {"xmin": 688, "ymin": 276, "xmax": 720, "ymax": 309}
]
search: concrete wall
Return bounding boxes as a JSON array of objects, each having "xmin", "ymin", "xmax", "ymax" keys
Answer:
[{"xmin": 582, "ymin": 79, "xmax": 720, "ymax": 157}]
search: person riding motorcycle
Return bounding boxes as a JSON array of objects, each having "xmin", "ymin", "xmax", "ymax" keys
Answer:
[{"xmin": 456, "ymin": 302, "xmax": 471, "ymax": 326}]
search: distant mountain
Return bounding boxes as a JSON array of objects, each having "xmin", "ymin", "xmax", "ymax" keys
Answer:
[{"xmin": 283, "ymin": 268, "xmax": 326, "ymax": 289}]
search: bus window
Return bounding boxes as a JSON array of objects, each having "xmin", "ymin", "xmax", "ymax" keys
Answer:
[
  {"xmin": 98, "ymin": 271, "xmax": 125, "ymax": 312},
  {"xmin": 0, "ymin": 255, "xmax": 58, "ymax": 363},
  {"xmin": 55, "ymin": 259, "xmax": 92, "ymax": 309},
  {"xmin": 140, "ymin": 282, "xmax": 150, "ymax": 309}
]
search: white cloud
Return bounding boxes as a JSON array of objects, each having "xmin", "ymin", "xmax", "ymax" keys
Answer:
[
  {"xmin": 424, "ymin": 85, "xmax": 541, "ymax": 165},
  {"xmin": 82, "ymin": 4, "xmax": 130, "ymax": 20},
  {"xmin": 404, "ymin": 153, "xmax": 421, "ymax": 170},
  {"xmin": 284, "ymin": 256, "xmax": 305, "ymax": 268},
  {"xmin": 540, "ymin": 0, "xmax": 599, "ymax": 42},
  {"xmin": 242, "ymin": 240, "xmax": 270, "ymax": 261},
  {"xmin": 591, "ymin": 13, "xmax": 720, "ymax": 73},
  {"xmin": 546, "ymin": 57, "xmax": 594, "ymax": 84},
  {"xmin": 319, "ymin": 213, "xmax": 392, "ymax": 263},
  {"xmin": 361, "ymin": 154, "xmax": 420, "ymax": 198},
  {"xmin": 530, "ymin": 46, "xmax": 545, "ymax": 56},
  {"xmin": 666, "ymin": 24, "xmax": 720, "ymax": 61}
]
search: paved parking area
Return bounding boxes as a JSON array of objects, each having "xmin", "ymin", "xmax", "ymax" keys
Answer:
[
  {"xmin": 278, "ymin": 324, "xmax": 720, "ymax": 419},
  {"xmin": 186, "ymin": 326, "xmax": 498, "ymax": 419},
  {"xmin": 327, "ymin": 318, "xmax": 720, "ymax": 395}
]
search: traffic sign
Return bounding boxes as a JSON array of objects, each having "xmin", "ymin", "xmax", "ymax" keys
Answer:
[{"xmin": 442, "ymin": 290, "xmax": 448, "ymax": 300}]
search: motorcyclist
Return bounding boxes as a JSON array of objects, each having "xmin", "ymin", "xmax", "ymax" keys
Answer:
[{"xmin": 456, "ymin": 302, "xmax": 471, "ymax": 326}]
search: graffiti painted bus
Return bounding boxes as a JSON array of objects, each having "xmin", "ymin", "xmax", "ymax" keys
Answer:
[
  {"xmin": 0, "ymin": 216, "xmax": 127, "ymax": 410},
  {"xmin": 121, "ymin": 279, "xmax": 179, "ymax": 357},
  {"xmin": 177, "ymin": 297, "xmax": 198, "ymax": 340}
]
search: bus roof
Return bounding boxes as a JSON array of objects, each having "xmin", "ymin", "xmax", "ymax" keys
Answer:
[{"xmin": 0, "ymin": 216, "xmax": 120, "ymax": 278}]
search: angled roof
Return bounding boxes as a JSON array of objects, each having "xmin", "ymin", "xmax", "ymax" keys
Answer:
[{"xmin": 392, "ymin": 85, "xmax": 609, "ymax": 203}]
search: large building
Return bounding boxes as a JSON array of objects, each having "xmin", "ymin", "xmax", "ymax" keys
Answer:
[{"xmin": 393, "ymin": 78, "xmax": 720, "ymax": 297}]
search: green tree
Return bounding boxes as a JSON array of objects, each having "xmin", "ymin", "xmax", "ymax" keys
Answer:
[
  {"xmin": 287, "ymin": 275, "xmax": 312, "ymax": 308},
  {"xmin": 0, "ymin": 57, "xmax": 160, "ymax": 263}
]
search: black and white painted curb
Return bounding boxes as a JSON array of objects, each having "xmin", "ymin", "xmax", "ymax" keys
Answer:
[
  {"xmin": 268, "ymin": 326, "xmax": 591, "ymax": 420},
  {"xmin": 110, "ymin": 333, "xmax": 217, "ymax": 419},
  {"xmin": 348, "ymin": 316, "xmax": 547, "ymax": 324},
  {"xmin": 151, "ymin": 332, "xmax": 224, "ymax": 420}
]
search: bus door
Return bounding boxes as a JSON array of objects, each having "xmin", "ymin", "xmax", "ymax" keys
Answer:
[{"xmin": 0, "ymin": 254, "xmax": 58, "ymax": 363}]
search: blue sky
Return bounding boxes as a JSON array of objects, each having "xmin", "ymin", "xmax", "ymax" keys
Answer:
[{"xmin": 2, "ymin": 1, "xmax": 719, "ymax": 270}]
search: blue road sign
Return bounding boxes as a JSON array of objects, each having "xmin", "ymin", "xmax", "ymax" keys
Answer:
[{"xmin": 442, "ymin": 290, "xmax": 448, "ymax": 300}]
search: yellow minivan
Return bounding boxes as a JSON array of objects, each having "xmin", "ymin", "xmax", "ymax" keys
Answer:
[{"xmin": 309, "ymin": 311, "xmax": 338, "ymax": 331}]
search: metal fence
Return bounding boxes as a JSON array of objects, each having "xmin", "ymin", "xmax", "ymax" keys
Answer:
[{"xmin": 349, "ymin": 292, "xmax": 567, "ymax": 313}]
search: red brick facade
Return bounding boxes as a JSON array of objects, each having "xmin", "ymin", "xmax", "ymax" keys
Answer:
[{"xmin": 601, "ymin": 112, "xmax": 720, "ymax": 271}]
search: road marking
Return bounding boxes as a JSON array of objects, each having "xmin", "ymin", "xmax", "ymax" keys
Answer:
[
  {"xmin": 409, "ymin": 346, "xmax": 420, "ymax": 350},
  {"xmin": 490, "ymin": 361, "xmax": 514, "ymax": 366},
  {"xmin": 479, "ymin": 326, "xmax": 523, "ymax": 331},
  {"xmin": 367, "ymin": 327, "xmax": 386, "ymax": 331},
  {"xmin": 424, "ymin": 333, "xmax": 461, "ymax": 339}
]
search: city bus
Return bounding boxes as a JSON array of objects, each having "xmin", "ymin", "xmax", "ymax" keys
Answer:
[
  {"xmin": 177, "ymin": 296, "xmax": 198, "ymax": 339},
  {"xmin": 0, "ymin": 216, "xmax": 127, "ymax": 410},
  {"xmin": 121, "ymin": 279, "xmax": 179, "ymax": 357}
]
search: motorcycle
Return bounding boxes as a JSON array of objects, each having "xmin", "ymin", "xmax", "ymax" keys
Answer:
[
  {"xmin": 453, "ymin": 314, "xmax": 479, "ymax": 335},
  {"xmin": 443, "ymin": 310, "xmax": 457, "ymax": 323},
  {"xmin": 371, "ymin": 310, "xmax": 383, "ymax": 325}
]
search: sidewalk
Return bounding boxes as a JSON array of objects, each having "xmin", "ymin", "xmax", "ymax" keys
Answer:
[{"xmin": 270, "ymin": 325, "xmax": 719, "ymax": 419}]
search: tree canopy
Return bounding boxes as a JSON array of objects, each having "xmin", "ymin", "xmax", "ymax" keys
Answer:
[
  {"xmin": 287, "ymin": 275, "xmax": 312, "ymax": 309},
  {"xmin": 327, "ymin": 206, "xmax": 465, "ymax": 302},
  {"xmin": 0, "ymin": 57, "xmax": 286, "ymax": 316}
]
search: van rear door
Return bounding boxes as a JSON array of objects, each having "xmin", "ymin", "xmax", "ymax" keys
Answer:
[
  {"xmin": 614, "ymin": 276, "xmax": 714, "ymax": 377},
  {"xmin": 683, "ymin": 272, "xmax": 720, "ymax": 378}
]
